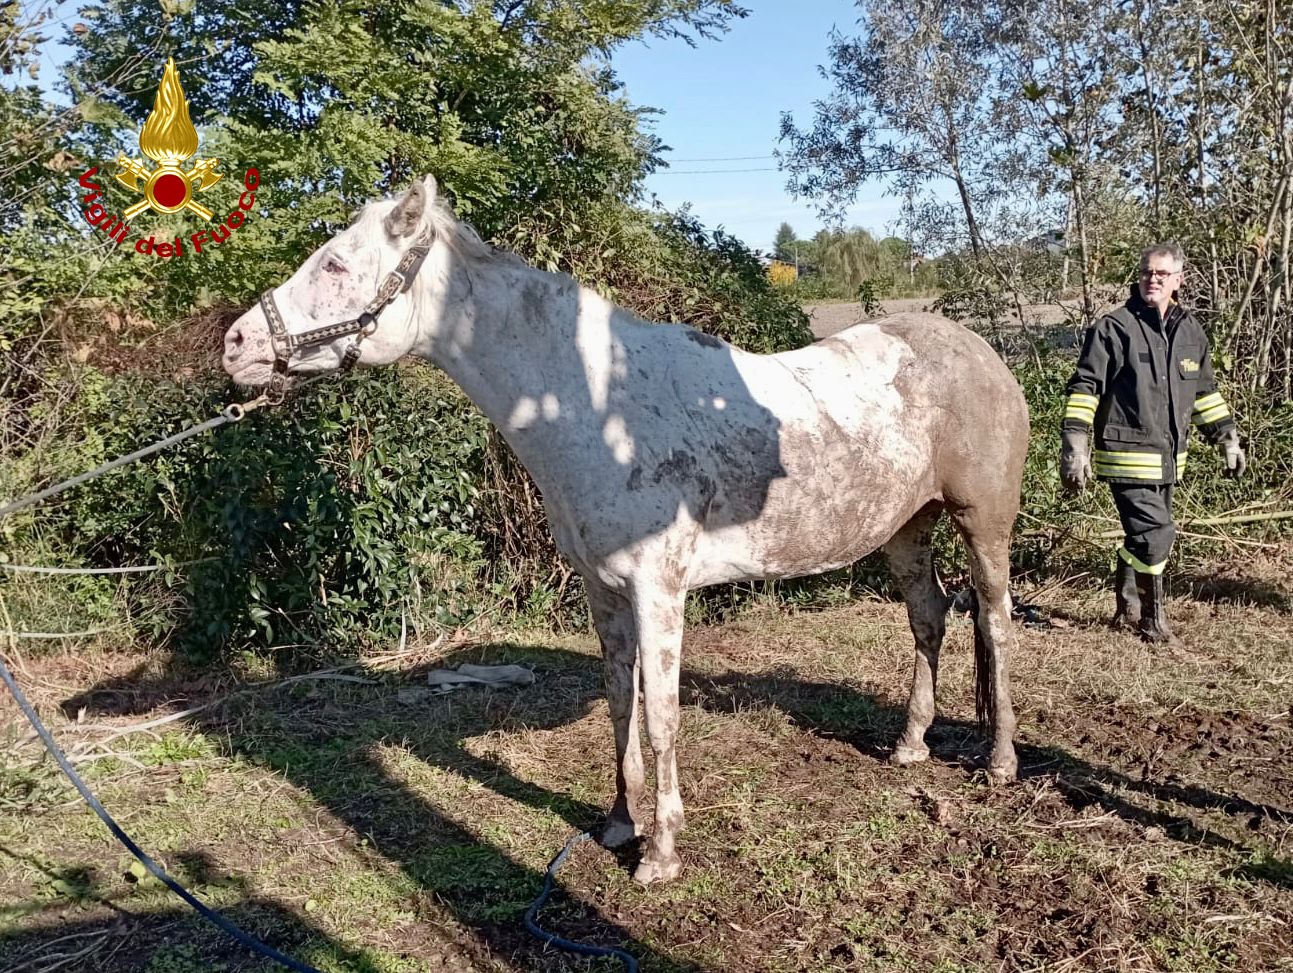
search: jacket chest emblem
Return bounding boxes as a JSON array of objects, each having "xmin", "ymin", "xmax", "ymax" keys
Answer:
[{"xmin": 1180, "ymin": 357, "xmax": 1199, "ymax": 373}]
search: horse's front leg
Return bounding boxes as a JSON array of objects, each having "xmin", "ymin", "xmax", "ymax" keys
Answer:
[
  {"xmin": 586, "ymin": 581, "xmax": 645, "ymax": 848},
  {"xmin": 632, "ymin": 581, "xmax": 687, "ymax": 885}
]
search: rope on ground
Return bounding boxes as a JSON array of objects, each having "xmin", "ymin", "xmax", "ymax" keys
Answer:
[
  {"xmin": 4, "ymin": 638, "xmax": 641, "ymax": 971},
  {"xmin": 0, "ymin": 559, "xmax": 218, "ymax": 575},
  {"xmin": 2, "ymin": 627, "xmax": 119, "ymax": 639},
  {"xmin": 524, "ymin": 831, "xmax": 639, "ymax": 972}
]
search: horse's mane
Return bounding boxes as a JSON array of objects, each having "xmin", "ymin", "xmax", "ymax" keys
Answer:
[
  {"xmin": 351, "ymin": 189, "xmax": 523, "ymax": 272},
  {"xmin": 428, "ymin": 195, "xmax": 527, "ymax": 271}
]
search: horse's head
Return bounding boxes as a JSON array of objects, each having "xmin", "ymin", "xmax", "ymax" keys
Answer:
[{"xmin": 222, "ymin": 176, "xmax": 440, "ymax": 389}]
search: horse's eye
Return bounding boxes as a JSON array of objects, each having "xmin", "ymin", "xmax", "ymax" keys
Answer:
[{"xmin": 323, "ymin": 256, "xmax": 347, "ymax": 275}]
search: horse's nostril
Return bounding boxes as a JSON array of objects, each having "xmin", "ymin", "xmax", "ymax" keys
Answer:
[{"xmin": 227, "ymin": 327, "xmax": 244, "ymax": 351}]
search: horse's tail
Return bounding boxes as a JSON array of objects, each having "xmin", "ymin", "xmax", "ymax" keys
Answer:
[{"xmin": 970, "ymin": 585, "xmax": 991, "ymax": 730}]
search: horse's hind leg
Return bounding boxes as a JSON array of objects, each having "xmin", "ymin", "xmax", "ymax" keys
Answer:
[
  {"xmin": 948, "ymin": 504, "xmax": 1019, "ymax": 781},
  {"xmin": 885, "ymin": 502, "xmax": 950, "ymax": 766},
  {"xmin": 587, "ymin": 581, "xmax": 646, "ymax": 848}
]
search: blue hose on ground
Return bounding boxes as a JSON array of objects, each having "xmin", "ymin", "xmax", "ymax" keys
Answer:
[
  {"xmin": 524, "ymin": 831, "xmax": 640, "ymax": 972},
  {"xmin": 0, "ymin": 652, "xmax": 325, "ymax": 973},
  {"xmin": 3, "ymin": 649, "xmax": 639, "ymax": 972}
]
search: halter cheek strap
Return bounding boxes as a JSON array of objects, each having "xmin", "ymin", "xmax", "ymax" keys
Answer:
[{"xmin": 259, "ymin": 222, "xmax": 435, "ymax": 404}]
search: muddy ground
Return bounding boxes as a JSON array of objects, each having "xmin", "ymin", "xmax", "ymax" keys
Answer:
[{"xmin": 3, "ymin": 545, "xmax": 1292, "ymax": 972}]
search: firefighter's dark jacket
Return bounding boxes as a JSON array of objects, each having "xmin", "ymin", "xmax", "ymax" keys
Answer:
[{"xmin": 1062, "ymin": 286, "xmax": 1236, "ymax": 485}]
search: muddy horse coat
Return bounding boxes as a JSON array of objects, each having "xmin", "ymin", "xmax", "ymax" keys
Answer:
[{"xmin": 223, "ymin": 176, "xmax": 1030, "ymax": 883}]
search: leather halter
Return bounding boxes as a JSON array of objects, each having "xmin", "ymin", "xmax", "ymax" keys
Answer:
[{"xmin": 259, "ymin": 222, "xmax": 435, "ymax": 404}]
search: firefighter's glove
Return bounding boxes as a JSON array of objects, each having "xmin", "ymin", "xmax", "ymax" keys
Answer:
[
  {"xmin": 1060, "ymin": 429, "xmax": 1092, "ymax": 494},
  {"xmin": 1218, "ymin": 428, "xmax": 1246, "ymax": 478}
]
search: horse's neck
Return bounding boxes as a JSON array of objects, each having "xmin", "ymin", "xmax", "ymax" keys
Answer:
[{"xmin": 415, "ymin": 251, "xmax": 619, "ymax": 476}]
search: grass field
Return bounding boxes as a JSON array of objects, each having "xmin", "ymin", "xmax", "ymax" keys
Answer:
[{"xmin": 3, "ymin": 547, "xmax": 1293, "ymax": 972}]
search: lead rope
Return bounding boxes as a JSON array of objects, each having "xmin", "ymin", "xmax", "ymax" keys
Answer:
[{"xmin": 0, "ymin": 400, "xmax": 261, "ymax": 521}]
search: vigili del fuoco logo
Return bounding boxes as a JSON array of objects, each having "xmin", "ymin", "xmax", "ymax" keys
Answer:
[{"xmin": 75, "ymin": 57, "xmax": 261, "ymax": 258}]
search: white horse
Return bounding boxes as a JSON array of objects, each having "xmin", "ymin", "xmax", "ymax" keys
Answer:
[{"xmin": 223, "ymin": 176, "xmax": 1030, "ymax": 884}]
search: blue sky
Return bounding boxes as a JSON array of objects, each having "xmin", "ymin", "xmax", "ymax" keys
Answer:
[
  {"xmin": 21, "ymin": 0, "xmax": 901, "ymax": 252},
  {"xmin": 612, "ymin": 0, "xmax": 906, "ymax": 251}
]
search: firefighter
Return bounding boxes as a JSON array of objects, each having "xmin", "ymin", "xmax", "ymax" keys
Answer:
[{"xmin": 1059, "ymin": 243, "xmax": 1246, "ymax": 643}]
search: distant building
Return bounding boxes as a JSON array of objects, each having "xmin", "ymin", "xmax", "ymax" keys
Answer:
[
  {"xmin": 757, "ymin": 252, "xmax": 817, "ymax": 278},
  {"xmin": 1026, "ymin": 229, "xmax": 1067, "ymax": 255}
]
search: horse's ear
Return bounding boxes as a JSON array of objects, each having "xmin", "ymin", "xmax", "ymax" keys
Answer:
[{"xmin": 384, "ymin": 179, "xmax": 427, "ymax": 240}]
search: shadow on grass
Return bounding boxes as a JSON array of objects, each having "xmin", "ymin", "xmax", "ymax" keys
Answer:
[
  {"xmin": 30, "ymin": 643, "xmax": 702, "ymax": 972},
  {"xmin": 14, "ymin": 635, "xmax": 1293, "ymax": 969},
  {"xmin": 0, "ymin": 848, "xmax": 427, "ymax": 972},
  {"xmin": 681, "ymin": 664, "xmax": 1293, "ymax": 890},
  {"xmin": 1177, "ymin": 568, "xmax": 1293, "ymax": 613}
]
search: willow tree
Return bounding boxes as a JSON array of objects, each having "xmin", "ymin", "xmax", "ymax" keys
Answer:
[{"xmin": 778, "ymin": 0, "xmax": 1024, "ymax": 258}]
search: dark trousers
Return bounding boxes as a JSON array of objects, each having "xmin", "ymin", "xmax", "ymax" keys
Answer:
[{"xmin": 1110, "ymin": 483, "xmax": 1176, "ymax": 574}]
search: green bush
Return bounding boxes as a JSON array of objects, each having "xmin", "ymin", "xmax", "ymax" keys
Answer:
[{"xmin": 3, "ymin": 365, "xmax": 492, "ymax": 661}]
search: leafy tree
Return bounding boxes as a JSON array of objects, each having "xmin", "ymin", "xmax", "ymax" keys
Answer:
[
  {"xmin": 986, "ymin": 0, "xmax": 1122, "ymax": 321},
  {"xmin": 69, "ymin": 0, "xmax": 749, "ymax": 290},
  {"xmin": 779, "ymin": 0, "xmax": 1025, "ymax": 257},
  {"xmin": 773, "ymin": 221, "xmax": 798, "ymax": 261},
  {"xmin": 0, "ymin": 0, "xmax": 830, "ymax": 652}
]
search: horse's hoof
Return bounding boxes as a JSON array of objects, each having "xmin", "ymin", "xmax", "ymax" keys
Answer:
[
  {"xmin": 891, "ymin": 745, "xmax": 930, "ymax": 767},
  {"xmin": 601, "ymin": 818, "xmax": 640, "ymax": 849},
  {"xmin": 633, "ymin": 853, "xmax": 682, "ymax": 885},
  {"xmin": 989, "ymin": 753, "xmax": 1018, "ymax": 783}
]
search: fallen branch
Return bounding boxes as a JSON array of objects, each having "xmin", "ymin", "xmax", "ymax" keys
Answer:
[
  {"xmin": 71, "ymin": 702, "xmax": 222, "ymax": 741},
  {"xmin": 2, "ymin": 626, "xmax": 118, "ymax": 639},
  {"xmin": 0, "ymin": 558, "xmax": 218, "ymax": 576},
  {"xmin": 1091, "ymin": 510, "xmax": 1293, "ymax": 539},
  {"xmin": 1021, "ymin": 571, "xmax": 1091, "ymax": 603}
]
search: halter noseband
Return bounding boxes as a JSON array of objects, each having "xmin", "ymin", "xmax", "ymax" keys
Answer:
[{"xmin": 259, "ymin": 222, "xmax": 435, "ymax": 404}]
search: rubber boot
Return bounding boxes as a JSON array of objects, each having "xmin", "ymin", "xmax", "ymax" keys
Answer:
[
  {"xmin": 1110, "ymin": 559, "xmax": 1140, "ymax": 631},
  {"xmin": 1135, "ymin": 572, "xmax": 1178, "ymax": 645}
]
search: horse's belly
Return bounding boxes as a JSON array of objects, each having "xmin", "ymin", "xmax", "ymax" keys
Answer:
[{"xmin": 688, "ymin": 474, "xmax": 928, "ymax": 588}]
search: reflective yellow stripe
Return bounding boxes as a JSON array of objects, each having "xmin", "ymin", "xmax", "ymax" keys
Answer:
[
  {"xmin": 1093, "ymin": 449, "xmax": 1161, "ymax": 466},
  {"xmin": 1118, "ymin": 546, "xmax": 1167, "ymax": 575},
  {"xmin": 1094, "ymin": 462, "xmax": 1162, "ymax": 474},
  {"xmin": 1176, "ymin": 453, "xmax": 1187, "ymax": 477},
  {"xmin": 1193, "ymin": 404, "xmax": 1230, "ymax": 425},
  {"xmin": 1094, "ymin": 446, "xmax": 1164, "ymax": 479},
  {"xmin": 1193, "ymin": 392, "xmax": 1225, "ymax": 410},
  {"xmin": 1095, "ymin": 467, "xmax": 1161, "ymax": 480},
  {"xmin": 1064, "ymin": 393, "xmax": 1097, "ymax": 425}
]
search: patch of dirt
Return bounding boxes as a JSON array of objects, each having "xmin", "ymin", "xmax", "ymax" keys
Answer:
[{"xmin": 1063, "ymin": 702, "xmax": 1293, "ymax": 816}]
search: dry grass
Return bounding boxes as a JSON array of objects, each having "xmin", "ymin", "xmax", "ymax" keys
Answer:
[{"xmin": 3, "ymin": 548, "xmax": 1293, "ymax": 972}]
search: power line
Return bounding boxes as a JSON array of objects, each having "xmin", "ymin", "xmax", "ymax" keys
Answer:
[
  {"xmin": 669, "ymin": 154, "xmax": 774, "ymax": 162},
  {"xmin": 657, "ymin": 167, "xmax": 778, "ymax": 174}
]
